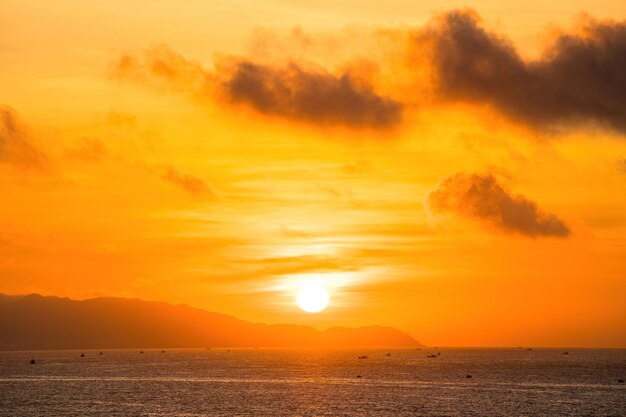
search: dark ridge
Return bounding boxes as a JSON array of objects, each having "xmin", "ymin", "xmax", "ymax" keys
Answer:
[{"xmin": 0, "ymin": 293, "xmax": 421, "ymax": 350}]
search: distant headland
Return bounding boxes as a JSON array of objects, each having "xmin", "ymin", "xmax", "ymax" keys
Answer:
[{"xmin": 0, "ymin": 294, "xmax": 421, "ymax": 350}]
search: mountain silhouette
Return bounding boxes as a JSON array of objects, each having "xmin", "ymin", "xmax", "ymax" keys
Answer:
[{"xmin": 0, "ymin": 294, "xmax": 421, "ymax": 350}]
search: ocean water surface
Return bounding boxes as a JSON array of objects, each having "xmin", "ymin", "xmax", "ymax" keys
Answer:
[{"xmin": 1, "ymin": 348, "xmax": 625, "ymax": 416}]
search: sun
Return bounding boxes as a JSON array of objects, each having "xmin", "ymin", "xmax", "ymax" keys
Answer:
[{"xmin": 296, "ymin": 280, "xmax": 330, "ymax": 313}]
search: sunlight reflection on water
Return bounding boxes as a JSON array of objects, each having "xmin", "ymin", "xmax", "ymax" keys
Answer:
[{"xmin": 1, "ymin": 348, "xmax": 625, "ymax": 416}]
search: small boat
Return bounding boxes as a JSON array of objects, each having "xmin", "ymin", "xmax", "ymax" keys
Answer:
[
  {"xmin": 140, "ymin": 351, "xmax": 144, "ymax": 354},
  {"xmin": 80, "ymin": 353, "xmax": 85, "ymax": 357},
  {"xmin": 466, "ymin": 374, "xmax": 472, "ymax": 378},
  {"xmin": 437, "ymin": 352, "xmax": 441, "ymax": 356},
  {"xmin": 356, "ymin": 375, "xmax": 362, "ymax": 378},
  {"xmin": 99, "ymin": 352, "xmax": 103, "ymax": 355},
  {"xmin": 562, "ymin": 351, "xmax": 569, "ymax": 355},
  {"xmin": 30, "ymin": 359, "xmax": 36, "ymax": 364},
  {"xmin": 161, "ymin": 350, "xmax": 166, "ymax": 353},
  {"xmin": 358, "ymin": 355, "xmax": 368, "ymax": 359},
  {"xmin": 386, "ymin": 353, "xmax": 391, "ymax": 357},
  {"xmin": 618, "ymin": 379, "xmax": 624, "ymax": 383},
  {"xmin": 426, "ymin": 354, "xmax": 437, "ymax": 358}
]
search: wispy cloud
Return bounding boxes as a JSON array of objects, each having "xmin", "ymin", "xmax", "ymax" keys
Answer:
[
  {"xmin": 111, "ymin": 46, "xmax": 207, "ymax": 95},
  {"xmin": 0, "ymin": 106, "xmax": 50, "ymax": 171},
  {"xmin": 427, "ymin": 172, "xmax": 570, "ymax": 238},
  {"xmin": 161, "ymin": 166, "xmax": 217, "ymax": 198},
  {"xmin": 65, "ymin": 138, "xmax": 108, "ymax": 163}
]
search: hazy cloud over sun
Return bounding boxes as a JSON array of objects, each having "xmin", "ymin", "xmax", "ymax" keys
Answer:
[
  {"xmin": 427, "ymin": 172, "xmax": 570, "ymax": 238},
  {"xmin": 418, "ymin": 9, "xmax": 626, "ymax": 134}
]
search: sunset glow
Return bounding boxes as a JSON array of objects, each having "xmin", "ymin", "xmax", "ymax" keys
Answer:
[
  {"xmin": 296, "ymin": 280, "xmax": 330, "ymax": 313},
  {"xmin": 1, "ymin": 0, "xmax": 626, "ymax": 348}
]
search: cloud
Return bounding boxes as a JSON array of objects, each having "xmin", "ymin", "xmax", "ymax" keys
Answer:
[
  {"xmin": 0, "ymin": 106, "xmax": 50, "ymax": 171},
  {"xmin": 220, "ymin": 60, "xmax": 402, "ymax": 129},
  {"xmin": 111, "ymin": 46, "xmax": 208, "ymax": 95},
  {"xmin": 341, "ymin": 160, "xmax": 373, "ymax": 175},
  {"xmin": 161, "ymin": 166, "xmax": 216, "ymax": 198},
  {"xmin": 65, "ymin": 138, "xmax": 108, "ymax": 163},
  {"xmin": 112, "ymin": 13, "xmax": 626, "ymax": 134},
  {"xmin": 112, "ymin": 46, "xmax": 402, "ymax": 129},
  {"xmin": 242, "ymin": 254, "xmax": 359, "ymax": 277},
  {"xmin": 280, "ymin": 225, "xmax": 308, "ymax": 238},
  {"xmin": 418, "ymin": 9, "xmax": 626, "ymax": 133},
  {"xmin": 427, "ymin": 172, "xmax": 570, "ymax": 237}
]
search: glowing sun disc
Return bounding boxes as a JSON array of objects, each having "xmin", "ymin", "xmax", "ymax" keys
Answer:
[{"xmin": 296, "ymin": 281, "xmax": 329, "ymax": 313}]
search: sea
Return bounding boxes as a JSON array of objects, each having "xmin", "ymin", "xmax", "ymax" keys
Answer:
[{"xmin": 0, "ymin": 348, "xmax": 625, "ymax": 416}]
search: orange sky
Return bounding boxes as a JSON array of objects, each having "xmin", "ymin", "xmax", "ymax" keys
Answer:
[{"xmin": 1, "ymin": 0, "xmax": 626, "ymax": 347}]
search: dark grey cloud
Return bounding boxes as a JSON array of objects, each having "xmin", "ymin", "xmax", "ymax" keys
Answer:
[
  {"xmin": 420, "ymin": 10, "xmax": 626, "ymax": 133},
  {"xmin": 112, "ymin": 46, "xmax": 402, "ymax": 129},
  {"xmin": 427, "ymin": 172, "xmax": 570, "ymax": 237},
  {"xmin": 112, "ymin": 14, "xmax": 626, "ymax": 134},
  {"xmin": 0, "ymin": 107, "xmax": 49, "ymax": 171},
  {"xmin": 222, "ymin": 61, "xmax": 402, "ymax": 129}
]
